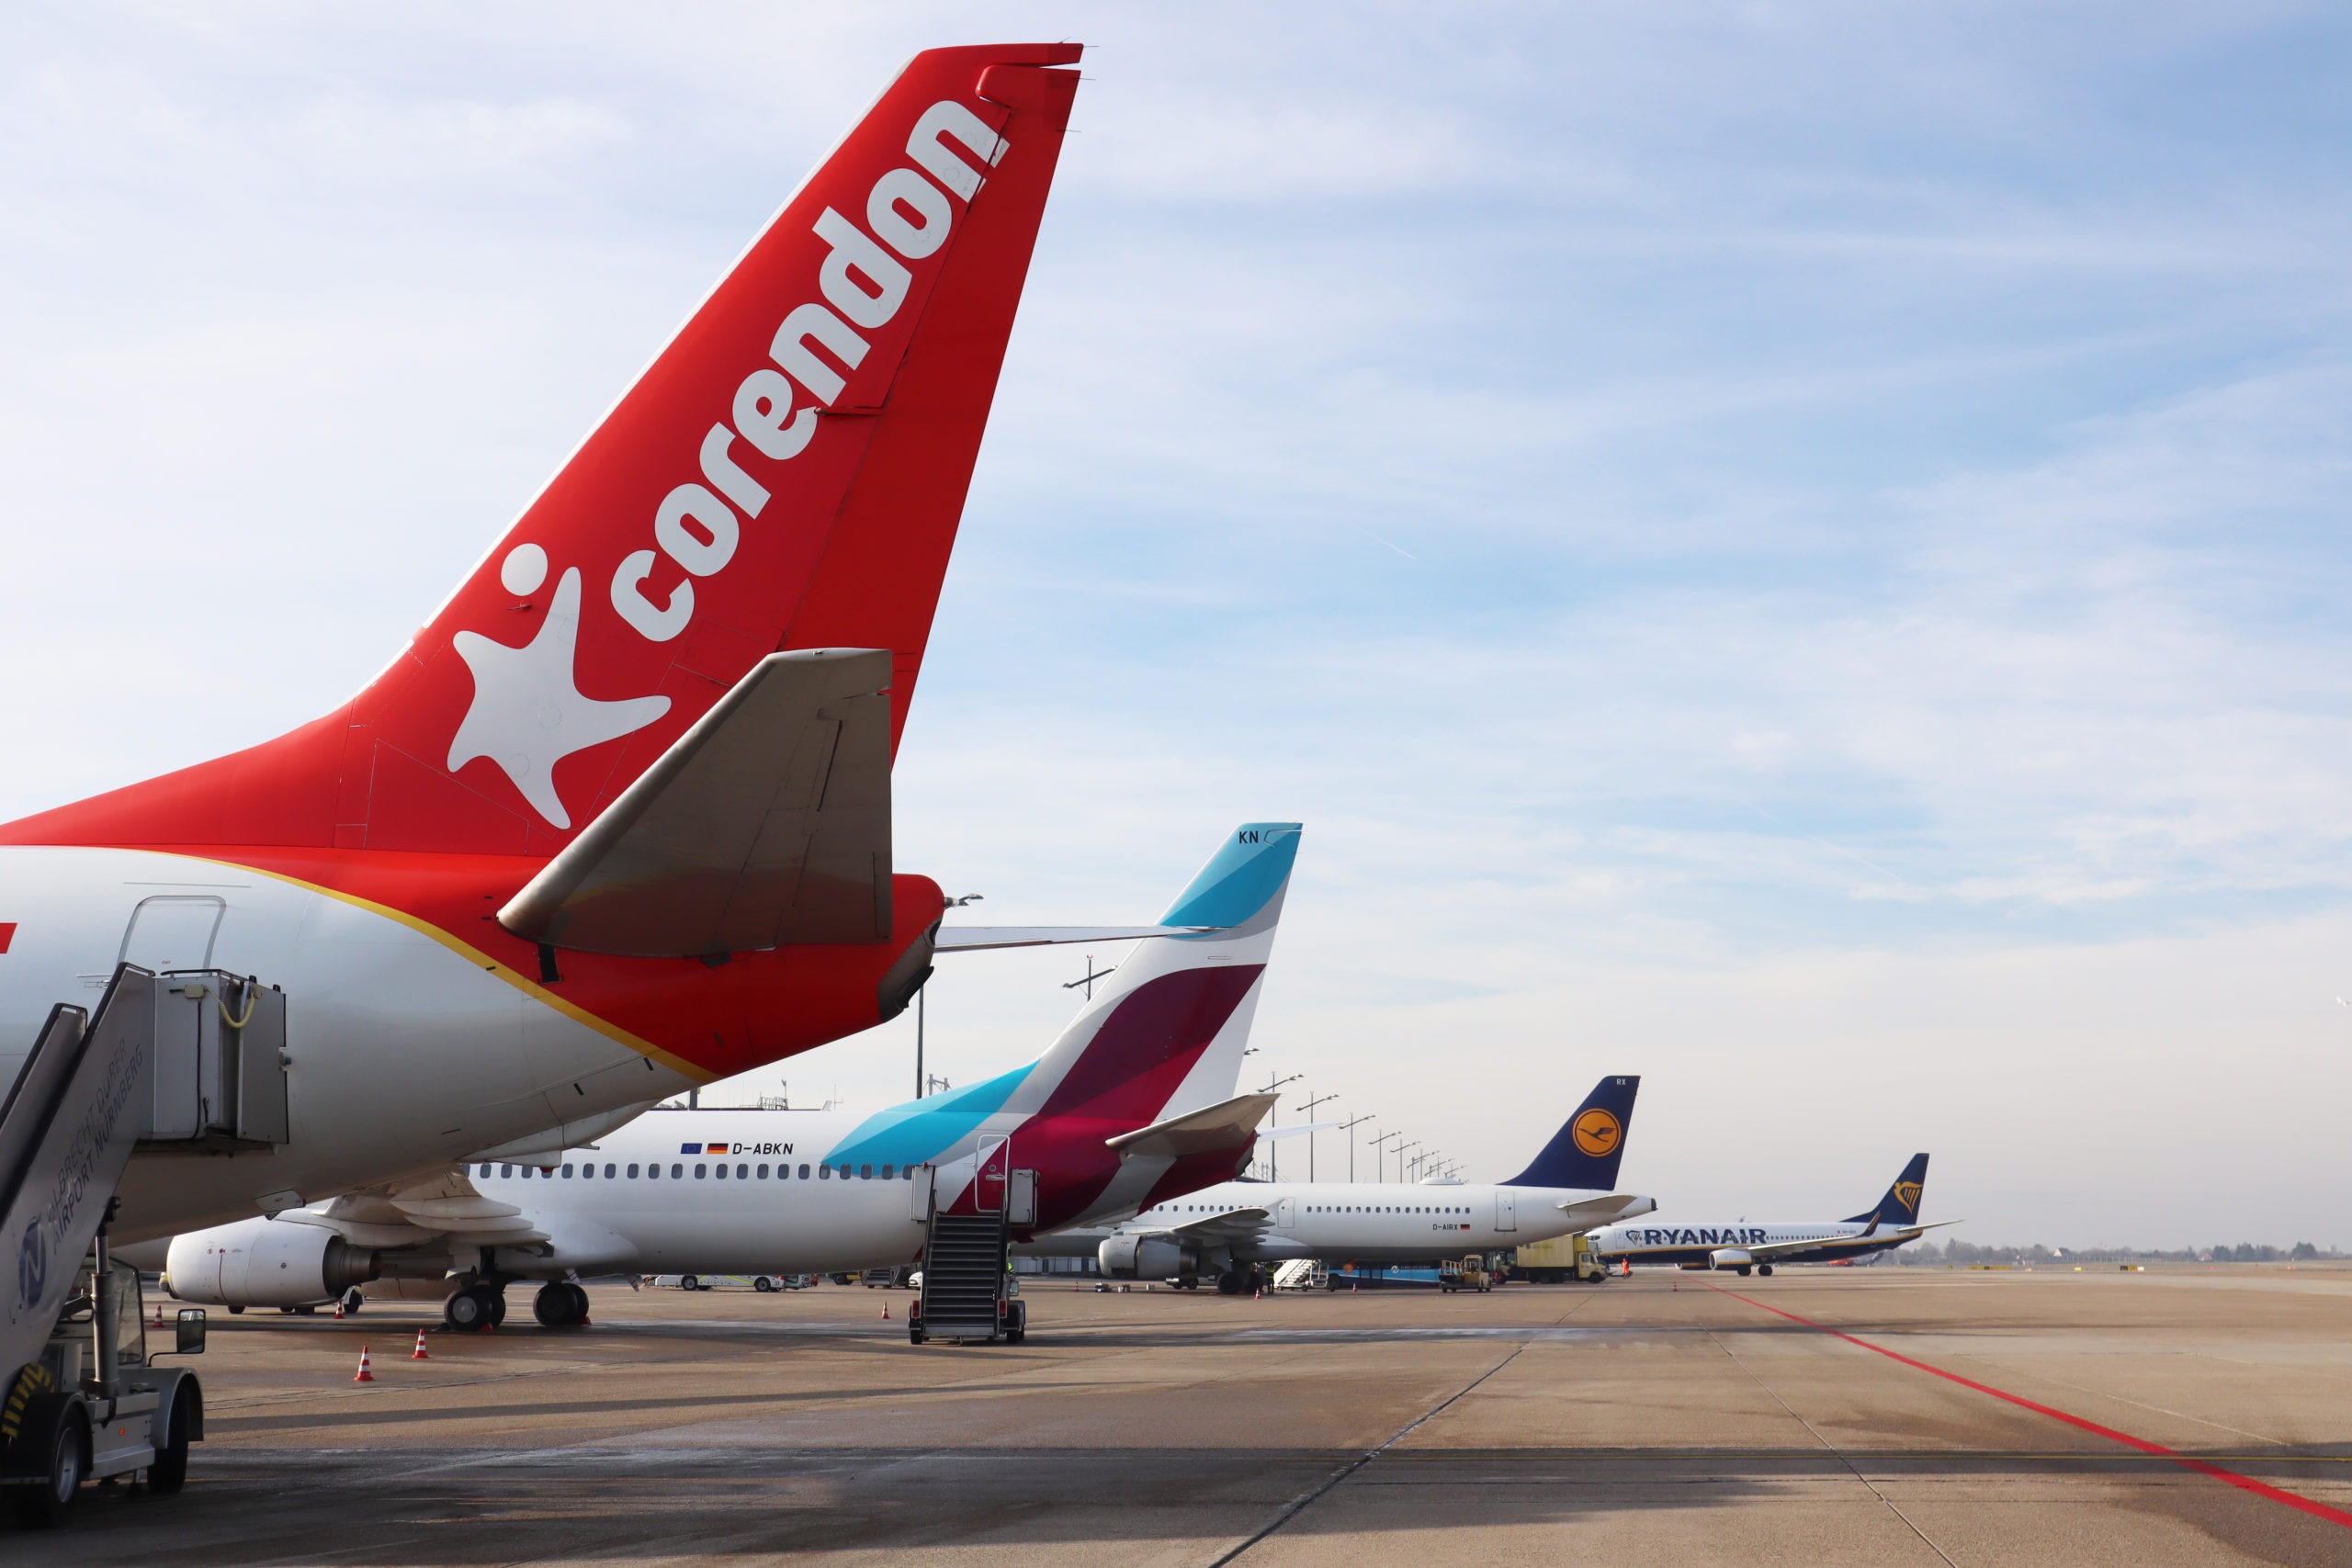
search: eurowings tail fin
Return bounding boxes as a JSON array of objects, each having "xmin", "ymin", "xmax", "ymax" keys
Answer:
[
  {"xmin": 1846, "ymin": 1153, "xmax": 1929, "ymax": 1226},
  {"xmin": 1501, "ymin": 1076, "xmax": 1642, "ymax": 1190}
]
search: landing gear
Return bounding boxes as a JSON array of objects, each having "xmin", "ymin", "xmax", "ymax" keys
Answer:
[
  {"xmin": 444, "ymin": 1282, "xmax": 504, "ymax": 1331},
  {"xmin": 1758, "ymin": 1265, "xmax": 1774, "ymax": 1277},
  {"xmin": 532, "ymin": 1281, "xmax": 590, "ymax": 1328},
  {"xmin": 1735, "ymin": 1265, "xmax": 1752, "ymax": 1277},
  {"xmin": 339, "ymin": 1287, "xmax": 366, "ymax": 1314},
  {"xmin": 1216, "ymin": 1269, "xmax": 1245, "ymax": 1295}
]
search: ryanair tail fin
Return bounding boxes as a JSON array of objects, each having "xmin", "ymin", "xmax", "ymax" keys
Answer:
[
  {"xmin": 1846, "ymin": 1153, "xmax": 1929, "ymax": 1227},
  {"xmin": 1502, "ymin": 1076, "xmax": 1640, "ymax": 1190}
]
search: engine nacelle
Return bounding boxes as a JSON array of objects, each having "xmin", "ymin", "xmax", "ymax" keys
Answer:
[
  {"xmin": 165, "ymin": 1215, "xmax": 381, "ymax": 1307},
  {"xmin": 1708, "ymin": 1248, "xmax": 1755, "ymax": 1271},
  {"xmin": 1099, "ymin": 1234, "xmax": 1197, "ymax": 1281}
]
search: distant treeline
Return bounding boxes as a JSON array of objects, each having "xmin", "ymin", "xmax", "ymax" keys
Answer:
[{"xmin": 1892, "ymin": 1239, "xmax": 2337, "ymax": 1265}]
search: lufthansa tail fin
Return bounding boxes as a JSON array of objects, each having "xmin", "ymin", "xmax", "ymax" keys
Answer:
[
  {"xmin": 6, "ymin": 45, "xmax": 1080, "ymax": 856},
  {"xmin": 1845, "ymin": 1153, "xmax": 1929, "ymax": 1227},
  {"xmin": 1501, "ymin": 1076, "xmax": 1641, "ymax": 1190}
]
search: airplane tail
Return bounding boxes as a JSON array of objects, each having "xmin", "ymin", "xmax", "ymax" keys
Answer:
[
  {"xmin": 1501, "ymin": 1077, "xmax": 1642, "ymax": 1190},
  {"xmin": 1010, "ymin": 823, "xmax": 1302, "ymax": 1125},
  {"xmin": 1846, "ymin": 1153, "xmax": 1929, "ymax": 1227},
  {"xmin": 4, "ymin": 44, "xmax": 1081, "ymax": 855},
  {"xmin": 822, "ymin": 824, "xmax": 1300, "ymax": 1168}
]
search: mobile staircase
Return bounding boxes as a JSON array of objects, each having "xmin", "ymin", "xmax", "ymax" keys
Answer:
[
  {"xmin": 0, "ymin": 964, "xmax": 290, "ymax": 1525},
  {"xmin": 909, "ymin": 1162, "xmax": 1033, "ymax": 1346}
]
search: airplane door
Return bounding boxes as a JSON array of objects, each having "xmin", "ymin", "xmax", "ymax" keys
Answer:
[
  {"xmin": 1273, "ymin": 1197, "xmax": 1295, "ymax": 1230},
  {"xmin": 1007, "ymin": 1168, "xmax": 1038, "ymax": 1227},
  {"xmin": 1495, "ymin": 1190, "xmax": 1517, "ymax": 1233},
  {"xmin": 120, "ymin": 895, "xmax": 226, "ymax": 973},
  {"xmin": 973, "ymin": 1137, "xmax": 1009, "ymax": 1213},
  {"xmin": 910, "ymin": 1164, "xmax": 935, "ymax": 1223}
]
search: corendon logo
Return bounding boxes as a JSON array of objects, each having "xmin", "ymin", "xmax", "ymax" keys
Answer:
[{"xmin": 447, "ymin": 98, "xmax": 1009, "ymax": 829}]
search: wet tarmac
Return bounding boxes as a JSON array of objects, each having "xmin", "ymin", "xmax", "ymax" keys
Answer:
[{"xmin": 25, "ymin": 1266, "xmax": 2352, "ymax": 1564}]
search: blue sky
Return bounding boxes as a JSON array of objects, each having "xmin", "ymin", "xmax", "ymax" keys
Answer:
[{"xmin": 4, "ymin": 4, "xmax": 2349, "ymax": 1246}]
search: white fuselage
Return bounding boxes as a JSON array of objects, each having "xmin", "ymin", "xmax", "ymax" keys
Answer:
[
  {"xmin": 1036, "ymin": 1179, "xmax": 1650, "ymax": 1267},
  {"xmin": 0, "ymin": 847, "xmax": 691, "ymax": 1245},
  {"xmin": 1589, "ymin": 1219, "xmax": 1905, "ymax": 1266}
]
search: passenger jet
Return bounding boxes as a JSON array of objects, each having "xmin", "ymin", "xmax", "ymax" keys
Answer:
[
  {"xmin": 1589, "ymin": 1154, "xmax": 1949, "ymax": 1275},
  {"xmin": 0, "ymin": 45, "xmax": 1108, "ymax": 1250}
]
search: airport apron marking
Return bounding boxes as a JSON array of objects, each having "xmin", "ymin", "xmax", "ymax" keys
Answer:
[{"xmin": 1710, "ymin": 1284, "xmax": 2352, "ymax": 1531}]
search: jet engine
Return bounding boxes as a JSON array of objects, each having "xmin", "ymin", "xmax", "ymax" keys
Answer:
[
  {"xmin": 1708, "ymin": 1248, "xmax": 1756, "ymax": 1272},
  {"xmin": 1098, "ymin": 1234, "xmax": 1197, "ymax": 1281},
  {"xmin": 165, "ymin": 1216, "xmax": 381, "ymax": 1307}
]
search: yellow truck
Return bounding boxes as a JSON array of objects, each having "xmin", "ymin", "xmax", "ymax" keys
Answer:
[{"xmin": 1511, "ymin": 1234, "xmax": 1608, "ymax": 1284}]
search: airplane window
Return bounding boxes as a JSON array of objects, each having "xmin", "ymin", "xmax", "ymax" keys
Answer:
[
  {"xmin": 902, "ymin": 1168, "xmax": 914, "ymax": 1180},
  {"xmin": 820, "ymin": 1165, "xmax": 832, "ymax": 1179},
  {"xmin": 882, "ymin": 1165, "xmax": 894, "ymax": 1179},
  {"xmin": 799, "ymin": 1164, "xmax": 810, "ymax": 1179},
  {"xmin": 670, "ymin": 1163, "xmax": 683, "ymax": 1179},
  {"xmin": 860, "ymin": 1165, "xmax": 873, "ymax": 1179},
  {"xmin": 840, "ymin": 1165, "xmax": 853, "ymax": 1180},
  {"xmin": 604, "ymin": 1163, "xmax": 616, "ymax": 1179},
  {"xmin": 502, "ymin": 1164, "xmax": 514, "ymax": 1178},
  {"xmin": 716, "ymin": 1164, "xmax": 729, "ymax": 1180},
  {"xmin": 757, "ymin": 1164, "xmax": 770, "ymax": 1179},
  {"xmin": 628, "ymin": 1164, "xmax": 640, "ymax": 1179},
  {"xmin": 695, "ymin": 1163, "xmax": 707, "ymax": 1179},
  {"xmin": 580, "ymin": 1166, "xmax": 594, "ymax": 1179},
  {"xmin": 736, "ymin": 1163, "xmax": 747, "ymax": 1179}
]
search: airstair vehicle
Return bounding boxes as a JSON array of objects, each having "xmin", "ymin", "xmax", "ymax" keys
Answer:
[
  {"xmin": 0, "ymin": 964, "xmax": 292, "ymax": 1526},
  {"xmin": 909, "ymin": 1158, "xmax": 1031, "ymax": 1346}
]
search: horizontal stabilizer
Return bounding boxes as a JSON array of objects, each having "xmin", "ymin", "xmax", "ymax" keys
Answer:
[
  {"xmin": 500, "ymin": 650, "xmax": 892, "ymax": 957},
  {"xmin": 934, "ymin": 924, "xmax": 1216, "ymax": 952},
  {"xmin": 1257, "ymin": 1121, "xmax": 1335, "ymax": 1143},
  {"xmin": 1103, "ymin": 1091, "xmax": 1278, "ymax": 1160},
  {"xmin": 1555, "ymin": 1193, "xmax": 1656, "ymax": 1229}
]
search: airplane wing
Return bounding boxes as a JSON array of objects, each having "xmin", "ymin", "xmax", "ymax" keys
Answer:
[
  {"xmin": 1162, "ymin": 1205, "xmax": 1273, "ymax": 1244},
  {"xmin": 276, "ymin": 1168, "xmax": 549, "ymax": 1250},
  {"xmin": 1742, "ymin": 1219, "xmax": 1962, "ymax": 1262},
  {"xmin": 1103, "ymin": 1093, "xmax": 1279, "ymax": 1161},
  {"xmin": 500, "ymin": 649, "xmax": 893, "ymax": 958},
  {"xmin": 934, "ymin": 925, "xmax": 1219, "ymax": 952}
]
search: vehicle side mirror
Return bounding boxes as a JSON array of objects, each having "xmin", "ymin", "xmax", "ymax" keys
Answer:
[{"xmin": 174, "ymin": 1308, "xmax": 207, "ymax": 1356}]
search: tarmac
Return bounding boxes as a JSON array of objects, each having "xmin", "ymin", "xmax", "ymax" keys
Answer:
[{"xmin": 26, "ymin": 1265, "xmax": 2352, "ymax": 1565}]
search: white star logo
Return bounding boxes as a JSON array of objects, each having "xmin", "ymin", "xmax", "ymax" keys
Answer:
[{"xmin": 447, "ymin": 562, "xmax": 671, "ymax": 829}]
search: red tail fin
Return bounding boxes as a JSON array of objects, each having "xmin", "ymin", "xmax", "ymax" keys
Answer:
[{"xmin": 10, "ymin": 44, "xmax": 1080, "ymax": 854}]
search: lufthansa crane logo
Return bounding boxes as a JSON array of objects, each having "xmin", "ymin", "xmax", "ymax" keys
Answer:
[
  {"xmin": 1571, "ymin": 1108, "xmax": 1623, "ymax": 1157},
  {"xmin": 1894, "ymin": 1180, "xmax": 1923, "ymax": 1212}
]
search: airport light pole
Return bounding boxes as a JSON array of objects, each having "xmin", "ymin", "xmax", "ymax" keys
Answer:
[
  {"xmin": 1295, "ymin": 1090, "xmax": 1339, "ymax": 1182},
  {"xmin": 1336, "ymin": 1113, "xmax": 1373, "ymax": 1182},
  {"xmin": 1399, "ymin": 1141, "xmax": 1421, "ymax": 1183},
  {"xmin": 916, "ymin": 894, "xmax": 982, "ymax": 1098},
  {"xmin": 1259, "ymin": 1072, "xmax": 1302, "ymax": 1180},
  {"xmin": 1374, "ymin": 1131, "xmax": 1406, "ymax": 1182}
]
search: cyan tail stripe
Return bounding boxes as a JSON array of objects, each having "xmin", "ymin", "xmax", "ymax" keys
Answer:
[
  {"xmin": 822, "ymin": 1063, "xmax": 1032, "ymax": 1170},
  {"xmin": 1161, "ymin": 822, "xmax": 1301, "ymax": 930}
]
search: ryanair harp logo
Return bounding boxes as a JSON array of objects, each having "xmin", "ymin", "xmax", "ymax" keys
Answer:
[
  {"xmin": 1894, "ymin": 1180, "xmax": 1923, "ymax": 1213},
  {"xmin": 1571, "ymin": 1108, "xmax": 1623, "ymax": 1158}
]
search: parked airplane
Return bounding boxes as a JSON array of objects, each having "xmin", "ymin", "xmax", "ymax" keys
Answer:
[
  {"xmin": 1046, "ymin": 1077, "xmax": 1656, "ymax": 1293},
  {"xmin": 1588, "ymin": 1154, "xmax": 1946, "ymax": 1275},
  {"xmin": 0, "ymin": 45, "xmax": 1114, "ymax": 1252},
  {"xmin": 158, "ymin": 825, "xmax": 1302, "ymax": 1328}
]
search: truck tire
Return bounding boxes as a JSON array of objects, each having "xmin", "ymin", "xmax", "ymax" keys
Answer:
[
  {"xmin": 680, "ymin": 1274, "xmax": 702, "ymax": 1292},
  {"xmin": 14, "ymin": 1401, "xmax": 85, "ymax": 1529},
  {"xmin": 147, "ymin": 1385, "xmax": 197, "ymax": 1496}
]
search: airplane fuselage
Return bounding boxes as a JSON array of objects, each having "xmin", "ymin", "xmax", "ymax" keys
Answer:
[{"xmin": 1590, "ymin": 1219, "xmax": 1918, "ymax": 1267}]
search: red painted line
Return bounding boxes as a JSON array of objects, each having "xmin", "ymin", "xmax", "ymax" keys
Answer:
[{"xmin": 1708, "ymin": 1282, "xmax": 2352, "ymax": 1529}]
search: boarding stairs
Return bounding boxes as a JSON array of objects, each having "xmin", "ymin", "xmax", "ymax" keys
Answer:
[
  {"xmin": 1272, "ymin": 1259, "xmax": 1326, "ymax": 1292},
  {"xmin": 913, "ymin": 1157, "xmax": 1035, "ymax": 1344},
  {"xmin": 0, "ymin": 965, "xmax": 291, "ymax": 1393}
]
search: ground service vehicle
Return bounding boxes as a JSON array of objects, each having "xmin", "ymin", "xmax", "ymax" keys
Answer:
[
  {"xmin": 1439, "ymin": 1256, "xmax": 1494, "ymax": 1292},
  {"xmin": 1513, "ymin": 1234, "xmax": 1608, "ymax": 1283}
]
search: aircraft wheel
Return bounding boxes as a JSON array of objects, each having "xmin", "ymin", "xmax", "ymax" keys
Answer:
[
  {"xmin": 147, "ymin": 1385, "xmax": 197, "ymax": 1496},
  {"xmin": 444, "ymin": 1286, "xmax": 494, "ymax": 1331},
  {"xmin": 1736, "ymin": 1265, "xmax": 1752, "ymax": 1277},
  {"xmin": 227, "ymin": 1304, "xmax": 244, "ymax": 1315},
  {"xmin": 339, "ymin": 1287, "xmax": 365, "ymax": 1314},
  {"xmin": 533, "ymin": 1282, "xmax": 589, "ymax": 1328},
  {"xmin": 1215, "ymin": 1269, "xmax": 1244, "ymax": 1295},
  {"xmin": 13, "ymin": 1401, "xmax": 85, "ymax": 1529},
  {"xmin": 1758, "ymin": 1265, "xmax": 1774, "ymax": 1277}
]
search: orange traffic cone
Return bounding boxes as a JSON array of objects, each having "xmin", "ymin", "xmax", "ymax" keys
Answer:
[
  {"xmin": 152, "ymin": 1300, "xmax": 164, "ymax": 1327},
  {"xmin": 353, "ymin": 1346, "xmax": 375, "ymax": 1382},
  {"xmin": 411, "ymin": 1329, "xmax": 430, "ymax": 1360},
  {"xmin": 1252, "ymin": 1287, "xmax": 1261, "ymax": 1301},
  {"xmin": 879, "ymin": 1302, "xmax": 890, "ymax": 1320},
  {"xmin": 334, "ymin": 1297, "xmax": 345, "ymax": 1320}
]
